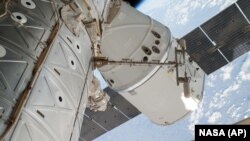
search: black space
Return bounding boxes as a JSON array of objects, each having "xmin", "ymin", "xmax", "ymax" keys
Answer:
[{"xmin": 123, "ymin": 0, "xmax": 144, "ymax": 7}]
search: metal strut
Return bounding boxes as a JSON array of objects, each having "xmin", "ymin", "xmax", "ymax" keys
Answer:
[{"xmin": 93, "ymin": 57, "xmax": 176, "ymax": 68}]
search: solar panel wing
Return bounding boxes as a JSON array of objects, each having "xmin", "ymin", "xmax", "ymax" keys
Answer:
[
  {"xmin": 237, "ymin": 0, "xmax": 250, "ymax": 21},
  {"xmin": 201, "ymin": 4, "xmax": 250, "ymax": 62},
  {"xmin": 80, "ymin": 87, "xmax": 141, "ymax": 141},
  {"xmin": 183, "ymin": 28, "xmax": 228, "ymax": 74},
  {"xmin": 182, "ymin": 1, "xmax": 250, "ymax": 74},
  {"xmin": 79, "ymin": 115, "xmax": 107, "ymax": 141}
]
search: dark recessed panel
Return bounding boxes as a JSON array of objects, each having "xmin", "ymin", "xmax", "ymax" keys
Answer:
[
  {"xmin": 182, "ymin": 28, "xmax": 228, "ymax": 74},
  {"xmin": 123, "ymin": 0, "xmax": 144, "ymax": 7},
  {"xmin": 237, "ymin": 0, "xmax": 250, "ymax": 21},
  {"xmin": 201, "ymin": 4, "xmax": 250, "ymax": 62}
]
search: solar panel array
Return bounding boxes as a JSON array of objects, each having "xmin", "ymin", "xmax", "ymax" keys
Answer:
[
  {"xmin": 79, "ymin": 87, "xmax": 141, "ymax": 141},
  {"xmin": 183, "ymin": 0, "xmax": 250, "ymax": 74}
]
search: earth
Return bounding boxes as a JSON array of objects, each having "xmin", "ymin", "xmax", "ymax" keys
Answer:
[{"xmin": 95, "ymin": 0, "xmax": 250, "ymax": 140}]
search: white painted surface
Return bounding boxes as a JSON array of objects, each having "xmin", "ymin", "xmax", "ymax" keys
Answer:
[
  {"xmin": 21, "ymin": 0, "xmax": 36, "ymax": 9},
  {"xmin": 10, "ymin": 24, "xmax": 93, "ymax": 141},
  {"xmin": 11, "ymin": 12, "xmax": 27, "ymax": 24},
  {"xmin": 0, "ymin": 45, "xmax": 6, "ymax": 58},
  {"xmin": 99, "ymin": 2, "xmax": 171, "ymax": 91}
]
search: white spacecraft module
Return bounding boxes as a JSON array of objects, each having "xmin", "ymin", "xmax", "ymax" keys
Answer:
[
  {"xmin": 98, "ymin": 1, "xmax": 205, "ymax": 125},
  {"xmin": 0, "ymin": 0, "xmax": 249, "ymax": 141}
]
